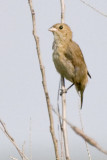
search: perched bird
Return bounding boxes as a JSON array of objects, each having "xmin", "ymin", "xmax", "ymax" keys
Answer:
[{"xmin": 49, "ymin": 23, "xmax": 91, "ymax": 108}]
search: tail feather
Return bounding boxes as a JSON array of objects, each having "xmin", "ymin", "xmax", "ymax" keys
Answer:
[
  {"xmin": 75, "ymin": 83, "xmax": 85, "ymax": 109},
  {"xmin": 80, "ymin": 91, "xmax": 84, "ymax": 109}
]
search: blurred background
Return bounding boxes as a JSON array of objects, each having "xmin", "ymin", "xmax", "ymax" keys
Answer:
[{"xmin": 0, "ymin": 0, "xmax": 107, "ymax": 159}]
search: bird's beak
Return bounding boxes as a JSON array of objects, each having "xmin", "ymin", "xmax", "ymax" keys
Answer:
[{"xmin": 48, "ymin": 27, "xmax": 57, "ymax": 32}]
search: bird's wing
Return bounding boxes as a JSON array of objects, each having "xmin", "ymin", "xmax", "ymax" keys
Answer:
[
  {"xmin": 64, "ymin": 41, "xmax": 86, "ymax": 67},
  {"xmin": 64, "ymin": 40, "xmax": 91, "ymax": 77}
]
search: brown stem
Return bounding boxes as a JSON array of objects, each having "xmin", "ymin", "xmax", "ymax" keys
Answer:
[
  {"xmin": 0, "ymin": 119, "xmax": 29, "ymax": 160},
  {"xmin": 28, "ymin": 0, "xmax": 60, "ymax": 159},
  {"xmin": 52, "ymin": 107, "xmax": 107, "ymax": 155}
]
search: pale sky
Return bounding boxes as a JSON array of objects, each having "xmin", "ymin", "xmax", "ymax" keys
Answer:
[{"xmin": 0, "ymin": 0, "xmax": 107, "ymax": 160}]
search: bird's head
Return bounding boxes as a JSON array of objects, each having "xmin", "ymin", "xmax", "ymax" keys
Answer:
[{"xmin": 49, "ymin": 23, "xmax": 72, "ymax": 42}]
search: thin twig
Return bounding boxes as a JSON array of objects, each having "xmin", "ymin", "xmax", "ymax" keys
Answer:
[
  {"xmin": 0, "ymin": 119, "xmax": 29, "ymax": 160},
  {"xmin": 10, "ymin": 156, "xmax": 18, "ymax": 160},
  {"xmin": 57, "ymin": 80, "xmax": 64, "ymax": 159},
  {"xmin": 60, "ymin": 0, "xmax": 65, "ymax": 23},
  {"xmin": 28, "ymin": 0, "xmax": 60, "ymax": 160},
  {"xmin": 78, "ymin": 107, "xmax": 92, "ymax": 160},
  {"xmin": 57, "ymin": 79, "xmax": 62, "ymax": 129},
  {"xmin": 58, "ymin": 124, "xmax": 64, "ymax": 160},
  {"xmin": 52, "ymin": 107, "xmax": 107, "ymax": 155},
  {"xmin": 80, "ymin": 0, "xmax": 107, "ymax": 17},
  {"xmin": 29, "ymin": 118, "xmax": 32, "ymax": 160},
  {"xmin": 22, "ymin": 141, "xmax": 26, "ymax": 160}
]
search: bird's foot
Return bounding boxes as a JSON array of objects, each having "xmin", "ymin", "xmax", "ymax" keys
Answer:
[
  {"xmin": 60, "ymin": 89, "xmax": 67, "ymax": 96},
  {"xmin": 59, "ymin": 83, "xmax": 74, "ymax": 96}
]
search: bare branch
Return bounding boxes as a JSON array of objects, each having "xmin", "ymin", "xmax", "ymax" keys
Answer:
[
  {"xmin": 52, "ymin": 107, "xmax": 107, "ymax": 155},
  {"xmin": 22, "ymin": 141, "xmax": 26, "ymax": 160},
  {"xmin": 80, "ymin": 0, "xmax": 107, "ymax": 17},
  {"xmin": 61, "ymin": 77, "xmax": 70, "ymax": 160},
  {"xmin": 57, "ymin": 81, "xmax": 65, "ymax": 159},
  {"xmin": 60, "ymin": 0, "xmax": 70, "ymax": 159},
  {"xmin": 78, "ymin": 108, "xmax": 92, "ymax": 160},
  {"xmin": 60, "ymin": 0, "xmax": 65, "ymax": 23},
  {"xmin": 0, "ymin": 119, "xmax": 29, "ymax": 160},
  {"xmin": 29, "ymin": 118, "xmax": 32, "ymax": 160},
  {"xmin": 28, "ymin": 0, "xmax": 60, "ymax": 159},
  {"xmin": 10, "ymin": 156, "xmax": 18, "ymax": 160}
]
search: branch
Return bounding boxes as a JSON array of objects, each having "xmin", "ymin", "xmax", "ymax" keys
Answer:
[
  {"xmin": 10, "ymin": 156, "xmax": 18, "ymax": 160},
  {"xmin": 60, "ymin": 0, "xmax": 65, "ymax": 23},
  {"xmin": 78, "ymin": 109, "xmax": 92, "ymax": 160},
  {"xmin": 52, "ymin": 107, "xmax": 107, "ymax": 155},
  {"xmin": 29, "ymin": 118, "xmax": 32, "ymax": 160},
  {"xmin": 28, "ymin": 0, "xmax": 60, "ymax": 160},
  {"xmin": 0, "ymin": 119, "xmax": 29, "ymax": 160},
  {"xmin": 80, "ymin": 0, "xmax": 107, "ymax": 17},
  {"xmin": 60, "ymin": 0, "xmax": 70, "ymax": 160},
  {"xmin": 61, "ymin": 77, "xmax": 70, "ymax": 160}
]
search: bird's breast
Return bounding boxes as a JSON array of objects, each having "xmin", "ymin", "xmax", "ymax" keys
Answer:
[{"xmin": 53, "ymin": 51, "xmax": 74, "ymax": 82}]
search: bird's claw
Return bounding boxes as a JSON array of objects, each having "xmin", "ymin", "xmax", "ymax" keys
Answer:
[{"xmin": 60, "ymin": 89, "xmax": 67, "ymax": 96}]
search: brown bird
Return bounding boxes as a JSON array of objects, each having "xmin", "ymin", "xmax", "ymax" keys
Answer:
[{"xmin": 49, "ymin": 23, "xmax": 91, "ymax": 108}]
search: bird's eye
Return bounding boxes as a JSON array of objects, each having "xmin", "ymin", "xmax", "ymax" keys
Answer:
[{"xmin": 59, "ymin": 25, "xmax": 63, "ymax": 30}]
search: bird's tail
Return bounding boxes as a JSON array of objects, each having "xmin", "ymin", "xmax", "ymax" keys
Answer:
[
  {"xmin": 75, "ymin": 83, "xmax": 85, "ymax": 109},
  {"xmin": 80, "ymin": 90, "xmax": 84, "ymax": 109}
]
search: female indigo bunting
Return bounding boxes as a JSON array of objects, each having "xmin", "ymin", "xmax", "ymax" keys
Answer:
[{"xmin": 49, "ymin": 23, "xmax": 91, "ymax": 108}]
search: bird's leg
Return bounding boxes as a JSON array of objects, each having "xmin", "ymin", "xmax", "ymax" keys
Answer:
[
  {"xmin": 60, "ymin": 83, "xmax": 74, "ymax": 96},
  {"xmin": 66, "ymin": 83, "xmax": 74, "ymax": 91}
]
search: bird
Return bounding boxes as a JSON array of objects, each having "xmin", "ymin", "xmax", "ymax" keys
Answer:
[{"xmin": 49, "ymin": 23, "xmax": 91, "ymax": 108}]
